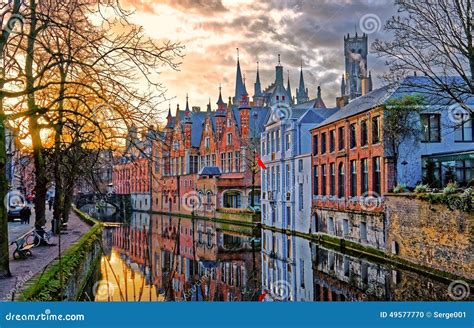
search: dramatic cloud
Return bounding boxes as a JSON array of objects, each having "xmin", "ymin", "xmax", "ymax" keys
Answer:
[{"xmin": 127, "ymin": 0, "xmax": 398, "ymax": 117}]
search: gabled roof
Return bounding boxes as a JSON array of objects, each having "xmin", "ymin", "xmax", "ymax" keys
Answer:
[{"xmin": 316, "ymin": 76, "xmax": 474, "ymax": 129}]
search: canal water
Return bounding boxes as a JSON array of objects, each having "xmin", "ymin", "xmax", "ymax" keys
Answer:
[{"xmin": 83, "ymin": 212, "xmax": 455, "ymax": 301}]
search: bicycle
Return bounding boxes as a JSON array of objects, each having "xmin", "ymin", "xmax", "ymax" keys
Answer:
[{"xmin": 25, "ymin": 228, "xmax": 54, "ymax": 247}]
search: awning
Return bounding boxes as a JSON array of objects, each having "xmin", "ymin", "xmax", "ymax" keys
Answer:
[{"xmin": 424, "ymin": 151, "xmax": 474, "ymax": 162}]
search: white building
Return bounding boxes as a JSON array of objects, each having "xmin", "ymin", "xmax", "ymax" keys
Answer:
[{"xmin": 260, "ymin": 101, "xmax": 337, "ymax": 234}]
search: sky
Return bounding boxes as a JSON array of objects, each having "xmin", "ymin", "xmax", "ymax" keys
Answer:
[{"xmin": 121, "ymin": 0, "xmax": 399, "ymax": 116}]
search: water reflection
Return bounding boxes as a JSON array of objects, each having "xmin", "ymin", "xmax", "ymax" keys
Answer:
[{"xmin": 92, "ymin": 213, "xmax": 454, "ymax": 301}]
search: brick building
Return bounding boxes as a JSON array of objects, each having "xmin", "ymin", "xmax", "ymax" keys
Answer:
[
  {"xmin": 152, "ymin": 56, "xmax": 270, "ymax": 216},
  {"xmin": 311, "ymin": 76, "xmax": 474, "ymax": 250}
]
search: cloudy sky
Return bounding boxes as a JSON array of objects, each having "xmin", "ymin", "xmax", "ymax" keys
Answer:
[{"xmin": 122, "ymin": 0, "xmax": 399, "ymax": 115}]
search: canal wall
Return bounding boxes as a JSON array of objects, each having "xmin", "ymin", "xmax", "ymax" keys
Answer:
[
  {"xmin": 385, "ymin": 194, "xmax": 474, "ymax": 280},
  {"xmin": 19, "ymin": 209, "xmax": 103, "ymax": 301}
]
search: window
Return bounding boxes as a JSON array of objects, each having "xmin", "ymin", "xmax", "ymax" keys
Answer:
[
  {"xmin": 266, "ymin": 134, "xmax": 270, "ymax": 155},
  {"xmin": 321, "ymin": 132, "xmax": 327, "ymax": 153},
  {"xmin": 321, "ymin": 164, "xmax": 327, "ymax": 196},
  {"xmin": 212, "ymin": 154, "xmax": 216, "ymax": 167},
  {"xmin": 299, "ymin": 259, "xmax": 305, "ymax": 288},
  {"xmin": 342, "ymin": 219, "xmax": 349, "ymax": 237},
  {"xmin": 205, "ymin": 137, "xmax": 210, "ymax": 148},
  {"xmin": 327, "ymin": 217, "xmax": 334, "ymax": 234},
  {"xmin": 351, "ymin": 160, "xmax": 357, "ymax": 197},
  {"xmin": 276, "ymin": 166, "xmax": 280, "ymax": 192},
  {"xmin": 313, "ymin": 165, "xmax": 319, "ymax": 195},
  {"xmin": 228, "ymin": 152, "xmax": 233, "ymax": 172},
  {"xmin": 329, "ymin": 130, "xmax": 335, "ymax": 152},
  {"xmin": 372, "ymin": 116, "xmax": 380, "ymax": 144},
  {"xmin": 350, "ymin": 124, "xmax": 357, "ymax": 148},
  {"xmin": 338, "ymin": 163, "xmax": 345, "ymax": 198},
  {"xmin": 313, "ymin": 135, "xmax": 318, "ymax": 155},
  {"xmin": 271, "ymin": 131, "xmax": 275, "ymax": 152},
  {"xmin": 276, "ymin": 130, "xmax": 280, "ymax": 151},
  {"xmin": 454, "ymin": 114, "xmax": 473, "ymax": 142},
  {"xmin": 373, "ymin": 157, "xmax": 381, "ymax": 194},
  {"xmin": 227, "ymin": 133, "xmax": 233, "ymax": 145},
  {"xmin": 421, "ymin": 114, "xmax": 441, "ymax": 142},
  {"xmin": 234, "ymin": 151, "xmax": 240, "ymax": 172},
  {"xmin": 299, "ymin": 183, "xmax": 303, "ymax": 210},
  {"xmin": 286, "ymin": 164, "xmax": 291, "ymax": 188},
  {"xmin": 338, "ymin": 127, "xmax": 345, "ymax": 150},
  {"xmin": 361, "ymin": 158, "xmax": 368, "ymax": 194},
  {"xmin": 271, "ymin": 167, "xmax": 275, "ymax": 190},
  {"xmin": 298, "ymin": 159, "xmax": 303, "ymax": 172},
  {"xmin": 286, "ymin": 207, "xmax": 291, "ymax": 229},
  {"xmin": 455, "ymin": 160, "xmax": 474, "ymax": 185},
  {"xmin": 221, "ymin": 153, "xmax": 226, "ymax": 172},
  {"xmin": 286, "ymin": 133, "xmax": 291, "ymax": 151},
  {"xmin": 330, "ymin": 163, "xmax": 335, "ymax": 196},
  {"xmin": 360, "ymin": 222, "xmax": 367, "ymax": 242},
  {"xmin": 262, "ymin": 139, "xmax": 265, "ymax": 155},
  {"xmin": 206, "ymin": 154, "xmax": 210, "ymax": 166},
  {"xmin": 361, "ymin": 120, "xmax": 368, "ymax": 146}
]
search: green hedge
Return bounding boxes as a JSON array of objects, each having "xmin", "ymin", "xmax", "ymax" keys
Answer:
[{"xmin": 19, "ymin": 211, "xmax": 102, "ymax": 301}]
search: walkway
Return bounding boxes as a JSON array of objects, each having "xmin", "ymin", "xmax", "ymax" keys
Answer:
[{"xmin": 0, "ymin": 210, "xmax": 90, "ymax": 300}]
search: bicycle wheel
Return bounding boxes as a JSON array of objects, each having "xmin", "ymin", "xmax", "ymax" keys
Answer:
[
  {"xmin": 13, "ymin": 250, "xmax": 21, "ymax": 260},
  {"xmin": 25, "ymin": 233, "xmax": 40, "ymax": 247}
]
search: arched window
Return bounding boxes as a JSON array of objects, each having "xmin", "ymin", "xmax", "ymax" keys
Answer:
[{"xmin": 338, "ymin": 163, "xmax": 345, "ymax": 198}]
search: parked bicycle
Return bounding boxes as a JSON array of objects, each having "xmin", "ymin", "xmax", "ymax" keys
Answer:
[{"xmin": 25, "ymin": 228, "xmax": 54, "ymax": 247}]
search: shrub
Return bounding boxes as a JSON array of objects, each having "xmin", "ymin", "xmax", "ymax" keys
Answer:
[
  {"xmin": 414, "ymin": 183, "xmax": 429, "ymax": 194},
  {"xmin": 443, "ymin": 182, "xmax": 457, "ymax": 195},
  {"xmin": 393, "ymin": 183, "xmax": 408, "ymax": 193}
]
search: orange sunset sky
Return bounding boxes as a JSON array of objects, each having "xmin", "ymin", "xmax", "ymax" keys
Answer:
[{"xmin": 121, "ymin": 0, "xmax": 396, "ymax": 118}]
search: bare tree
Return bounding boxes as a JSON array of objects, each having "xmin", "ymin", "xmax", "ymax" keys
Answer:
[{"xmin": 373, "ymin": 0, "xmax": 474, "ymax": 113}]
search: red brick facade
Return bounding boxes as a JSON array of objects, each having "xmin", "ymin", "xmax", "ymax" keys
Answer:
[{"xmin": 311, "ymin": 106, "xmax": 392, "ymax": 213}]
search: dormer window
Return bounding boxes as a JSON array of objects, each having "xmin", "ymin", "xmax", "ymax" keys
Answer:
[
  {"xmin": 282, "ymin": 96, "xmax": 285, "ymax": 101},
  {"xmin": 227, "ymin": 133, "xmax": 233, "ymax": 145},
  {"xmin": 276, "ymin": 96, "xmax": 279, "ymax": 101},
  {"xmin": 205, "ymin": 137, "xmax": 210, "ymax": 149}
]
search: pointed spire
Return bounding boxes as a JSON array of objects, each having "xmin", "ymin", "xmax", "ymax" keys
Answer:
[
  {"xmin": 185, "ymin": 93, "xmax": 190, "ymax": 112},
  {"xmin": 341, "ymin": 74, "xmax": 346, "ymax": 96},
  {"xmin": 227, "ymin": 96, "xmax": 232, "ymax": 109},
  {"xmin": 278, "ymin": 54, "xmax": 281, "ymax": 66},
  {"xmin": 234, "ymin": 48, "xmax": 246, "ymax": 105},
  {"xmin": 368, "ymin": 71, "xmax": 373, "ymax": 92},
  {"xmin": 207, "ymin": 98, "xmax": 211, "ymax": 113},
  {"xmin": 296, "ymin": 61, "xmax": 309, "ymax": 104},
  {"xmin": 313, "ymin": 85, "xmax": 326, "ymax": 109},
  {"xmin": 167, "ymin": 102, "xmax": 172, "ymax": 119},
  {"xmin": 287, "ymin": 70, "xmax": 293, "ymax": 104},
  {"xmin": 216, "ymin": 84, "xmax": 225, "ymax": 106},
  {"xmin": 254, "ymin": 61, "xmax": 262, "ymax": 97}
]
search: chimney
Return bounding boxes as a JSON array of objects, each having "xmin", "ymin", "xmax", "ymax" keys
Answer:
[
  {"xmin": 192, "ymin": 106, "xmax": 201, "ymax": 112},
  {"xmin": 336, "ymin": 95, "xmax": 349, "ymax": 109},
  {"xmin": 361, "ymin": 77, "xmax": 369, "ymax": 96}
]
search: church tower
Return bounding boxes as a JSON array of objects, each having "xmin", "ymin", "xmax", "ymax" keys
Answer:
[{"xmin": 343, "ymin": 33, "xmax": 368, "ymax": 100}]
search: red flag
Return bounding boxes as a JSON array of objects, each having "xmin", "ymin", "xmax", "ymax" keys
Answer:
[{"xmin": 256, "ymin": 154, "xmax": 266, "ymax": 169}]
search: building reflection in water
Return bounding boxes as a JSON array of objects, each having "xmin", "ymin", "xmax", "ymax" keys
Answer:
[
  {"xmin": 107, "ymin": 213, "xmax": 261, "ymax": 301},
  {"xmin": 98, "ymin": 213, "xmax": 453, "ymax": 302}
]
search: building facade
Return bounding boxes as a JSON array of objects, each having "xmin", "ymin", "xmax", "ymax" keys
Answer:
[{"xmin": 310, "ymin": 76, "xmax": 474, "ymax": 250}]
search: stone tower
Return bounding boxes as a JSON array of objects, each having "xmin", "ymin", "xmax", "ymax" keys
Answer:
[{"xmin": 342, "ymin": 33, "xmax": 369, "ymax": 100}]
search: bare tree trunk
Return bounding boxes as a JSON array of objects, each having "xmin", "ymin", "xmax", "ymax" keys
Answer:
[
  {"xmin": 25, "ymin": 0, "xmax": 47, "ymax": 230},
  {"xmin": 0, "ymin": 98, "xmax": 10, "ymax": 277},
  {"xmin": 0, "ymin": 0, "xmax": 22, "ymax": 276}
]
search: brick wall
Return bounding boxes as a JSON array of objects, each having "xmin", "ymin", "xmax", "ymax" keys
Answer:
[{"xmin": 385, "ymin": 194, "xmax": 473, "ymax": 280}]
